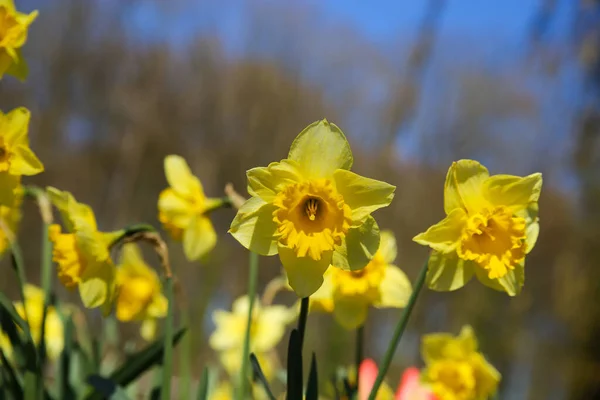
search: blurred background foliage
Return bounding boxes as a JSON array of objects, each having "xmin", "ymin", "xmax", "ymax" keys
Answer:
[{"xmin": 1, "ymin": 0, "xmax": 600, "ymax": 398}]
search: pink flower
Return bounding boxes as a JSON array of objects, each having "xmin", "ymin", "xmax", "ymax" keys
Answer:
[{"xmin": 358, "ymin": 359, "xmax": 437, "ymax": 400}]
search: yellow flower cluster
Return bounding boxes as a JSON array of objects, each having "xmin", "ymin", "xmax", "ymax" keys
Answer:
[{"xmin": 0, "ymin": 0, "xmax": 37, "ymax": 80}]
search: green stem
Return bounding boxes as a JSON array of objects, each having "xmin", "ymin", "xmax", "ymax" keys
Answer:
[
  {"xmin": 39, "ymin": 221, "xmax": 52, "ymax": 363},
  {"xmin": 355, "ymin": 325, "xmax": 364, "ymax": 391},
  {"xmin": 9, "ymin": 239, "xmax": 29, "ymax": 323},
  {"xmin": 161, "ymin": 276, "xmax": 175, "ymax": 400},
  {"xmin": 297, "ymin": 297, "xmax": 309, "ymax": 351},
  {"xmin": 179, "ymin": 309, "xmax": 192, "ymax": 400},
  {"xmin": 238, "ymin": 251, "xmax": 259, "ymax": 400},
  {"xmin": 367, "ymin": 257, "xmax": 429, "ymax": 400}
]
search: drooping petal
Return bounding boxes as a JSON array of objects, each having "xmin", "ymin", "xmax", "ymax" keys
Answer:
[
  {"xmin": 164, "ymin": 155, "xmax": 203, "ymax": 198},
  {"xmin": 471, "ymin": 353, "xmax": 501, "ymax": 399},
  {"xmin": 279, "ymin": 245, "xmax": 331, "ymax": 297},
  {"xmin": 482, "ymin": 173, "xmax": 542, "ymax": 212},
  {"xmin": 309, "ymin": 268, "xmax": 335, "ymax": 312},
  {"xmin": 443, "ymin": 160, "xmax": 490, "ymax": 214},
  {"xmin": 426, "ymin": 251, "xmax": 475, "ymax": 292},
  {"xmin": 517, "ymin": 202, "xmax": 539, "ymax": 253},
  {"xmin": 78, "ymin": 259, "xmax": 115, "ymax": 315},
  {"xmin": 374, "ymin": 265, "xmax": 412, "ymax": 308},
  {"xmin": 333, "ymin": 295, "xmax": 369, "ymax": 330},
  {"xmin": 413, "ymin": 208, "xmax": 467, "ymax": 253},
  {"xmin": 332, "ymin": 215, "xmax": 380, "ymax": 271},
  {"xmin": 183, "ymin": 215, "xmax": 217, "ymax": 261},
  {"xmin": 229, "ymin": 197, "xmax": 278, "ymax": 256},
  {"xmin": 475, "ymin": 261, "xmax": 524, "ymax": 296},
  {"xmin": 333, "ymin": 169, "xmax": 395, "ymax": 224},
  {"xmin": 246, "ymin": 159, "xmax": 302, "ymax": 202},
  {"xmin": 288, "ymin": 119, "xmax": 353, "ymax": 179},
  {"xmin": 378, "ymin": 230, "xmax": 397, "ymax": 264},
  {"xmin": 7, "ymin": 145, "xmax": 43, "ymax": 175},
  {"xmin": 0, "ymin": 173, "xmax": 20, "ymax": 206}
]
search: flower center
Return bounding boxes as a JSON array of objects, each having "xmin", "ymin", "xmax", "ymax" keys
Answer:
[
  {"xmin": 0, "ymin": 7, "xmax": 19, "ymax": 46},
  {"xmin": 273, "ymin": 179, "xmax": 351, "ymax": 260},
  {"xmin": 48, "ymin": 225, "xmax": 86, "ymax": 288},
  {"xmin": 428, "ymin": 360, "xmax": 476, "ymax": 400},
  {"xmin": 457, "ymin": 206, "xmax": 526, "ymax": 279},
  {"xmin": 332, "ymin": 252, "xmax": 386, "ymax": 299},
  {"xmin": 0, "ymin": 139, "xmax": 11, "ymax": 172}
]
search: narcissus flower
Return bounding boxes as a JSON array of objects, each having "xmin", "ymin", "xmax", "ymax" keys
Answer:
[
  {"xmin": 230, "ymin": 120, "xmax": 395, "ymax": 297},
  {"xmin": 13, "ymin": 284, "xmax": 64, "ymax": 360},
  {"xmin": 158, "ymin": 155, "xmax": 224, "ymax": 261},
  {"xmin": 0, "ymin": 186, "xmax": 21, "ymax": 256},
  {"xmin": 209, "ymin": 295, "xmax": 295, "ymax": 380},
  {"xmin": 47, "ymin": 187, "xmax": 121, "ymax": 314},
  {"xmin": 413, "ymin": 160, "xmax": 542, "ymax": 296},
  {"xmin": 115, "ymin": 243, "xmax": 168, "ymax": 341},
  {"xmin": 0, "ymin": 107, "xmax": 44, "ymax": 204},
  {"xmin": 358, "ymin": 359, "xmax": 436, "ymax": 400},
  {"xmin": 311, "ymin": 231, "xmax": 411, "ymax": 329},
  {"xmin": 0, "ymin": 0, "xmax": 37, "ymax": 80},
  {"xmin": 421, "ymin": 326, "xmax": 500, "ymax": 400}
]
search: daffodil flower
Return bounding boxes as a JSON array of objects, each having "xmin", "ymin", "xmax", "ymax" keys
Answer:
[
  {"xmin": 310, "ymin": 231, "xmax": 411, "ymax": 329},
  {"xmin": 0, "ymin": 0, "xmax": 37, "ymax": 80},
  {"xmin": 421, "ymin": 326, "xmax": 500, "ymax": 400},
  {"xmin": 13, "ymin": 284, "xmax": 64, "ymax": 361},
  {"xmin": 47, "ymin": 187, "xmax": 120, "ymax": 314},
  {"xmin": 230, "ymin": 120, "xmax": 396, "ymax": 297},
  {"xmin": 413, "ymin": 160, "xmax": 542, "ymax": 296},
  {"xmin": 115, "ymin": 243, "xmax": 168, "ymax": 341},
  {"xmin": 0, "ymin": 108, "xmax": 44, "ymax": 205},
  {"xmin": 158, "ymin": 155, "xmax": 223, "ymax": 261},
  {"xmin": 209, "ymin": 295, "xmax": 295, "ymax": 380}
]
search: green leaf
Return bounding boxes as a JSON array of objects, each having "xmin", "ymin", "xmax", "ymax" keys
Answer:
[
  {"xmin": 85, "ymin": 328, "xmax": 186, "ymax": 400},
  {"xmin": 0, "ymin": 291, "xmax": 37, "ymax": 371},
  {"xmin": 195, "ymin": 367, "xmax": 209, "ymax": 400},
  {"xmin": 306, "ymin": 353, "xmax": 318, "ymax": 400},
  {"xmin": 57, "ymin": 316, "xmax": 76, "ymax": 400},
  {"xmin": 0, "ymin": 348, "xmax": 23, "ymax": 398},
  {"xmin": 250, "ymin": 353, "xmax": 275, "ymax": 400},
  {"xmin": 87, "ymin": 376, "xmax": 131, "ymax": 400},
  {"xmin": 286, "ymin": 329, "xmax": 303, "ymax": 400}
]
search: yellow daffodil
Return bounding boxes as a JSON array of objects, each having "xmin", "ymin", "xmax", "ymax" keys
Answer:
[
  {"xmin": 0, "ymin": 107, "xmax": 44, "ymax": 205},
  {"xmin": 0, "ymin": 0, "xmax": 37, "ymax": 80},
  {"xmin": 115, "ymin": 243, "xmax": 167, "ymax": 341},
  {"xmin": 421, "ymin": 326, "xmax": 500, "ymax": 400},
  {"xmin": 311, "ymin": 231, "xmax": 411, "ymax": 329},
  {"xmin": 230, "ymin": 120, "xmax": 396, "ymax": 297},
  {"xmin": 158, "ymin": 155, "xmax": 223, "ymax": 261},
  {"xmin": 13, "ymin": 284, "xmax": 64, "ymax": 360},
  {"xmin": 47, "ymin": 187, "xmax": 120, "ymax": 314},
  {"xmin": 209, "ymin": 295, "xmax": 295, "ymax": 380},
  {"xmin": 413, "ymin": 160, "xmax": 542, "ymax": 296},
  {"xmin": 0, "ymin": 186, "xmax": 21, "ymax": 256}
]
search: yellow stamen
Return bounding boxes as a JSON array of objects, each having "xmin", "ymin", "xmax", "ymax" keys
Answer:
[{"xmin": 305, "ymin": 198, "xmax": 319, "ymax": 221}]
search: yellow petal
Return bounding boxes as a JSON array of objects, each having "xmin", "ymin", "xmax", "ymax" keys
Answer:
[
  {"xmin": 475, "ymin": 261, "xmax": 524, "ymax": 296},
  {"xmin": 157, "ymin": 188, "xmax": 194, "ymax": 226},
  {"xmin": 247, "ymin": 159, "xmax": 302, "ymax": 202},
  {"xmin": 378, "ymin": 230, "xmax": 397, "ymax": 264},
  {"xmin": 209, "ymin": 310, "xmax": 245, "ymax": 351},
  {"xmin": 0, "ymin": 173, "xmax": 20, "ymax": 205},
  {"xmin": 75, "ymin": 222, "xmax": 109, "ymax": 262},
  {"xmin": 3, "ymin": 107, "xmax": 30, "ymax": 145},
  {"xmin": 309, "ymin": 268, "xmax": 335, "ymax": 313},
  {"xmin": 472, "ymin": 353, "xmax": 501, "ymax": 398},
  {"xmin": 4, "ymin": 49, "xmax": 28, "ymax": 81},
  {"xmin": 332, "ymin": 295, "xmax": 368, "ymax": 330},
  {"xmin": 78, "ymin": 259, "xmax": 115, "ymax": 314},
  {"xmin": 164, "ymin": 155, "xmax": 203, "ymax": 198},
  {"xmin": 146, "ymin": 293, "xmax": 168, "ymax": 318},
  {"xmin": 229, "ymin": 197, "xmax": 278, "ymax": 256},
  {"xmin": 482, "ymin": 173, "xmax": 542, "ymax": 212},
  {"xmin": 374, "ymin": 265, "xmax": 412, "ymax": 308},
  {"xmin": 140, "ymin": 319, "xmax": 157, "ymax": 341},
  {"xmin": 253, "ymin": 305, "xmax": 293, "ymax": 352},
  {"xmin": 332, "ymin": 215, "xmax": 379, "ymax": 271},
  {"xmin": 422, "ymin": 326, "xmax": 477, "ymax": 364},
  {"xmin": 279, "ymin": 245, "xmax": 331, "ymax": 297},
  {"xmin": 288, "ymin": 119, "xmax": 353, "ymax": 179},
  {"xmin": 444, "ymin": 160, "xmax": 489, "ymax": 214},
  {"xmin": 183, "ymin": 215, "xmax": 217, "ymax": 261},
  {"xmin": 333, "ymin": 169, "xmax": 395, "ymax": 224},
  {"xmin": 426, "ymin": 251, "xmax": 475, "ymax": 292},
  {"xmin": 413, "ymin": 208, "xmax": 466, "ymax": 253},
  {"xmin": 8, "ymin": 145, "xmax": 43, "ymax": 176}
]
